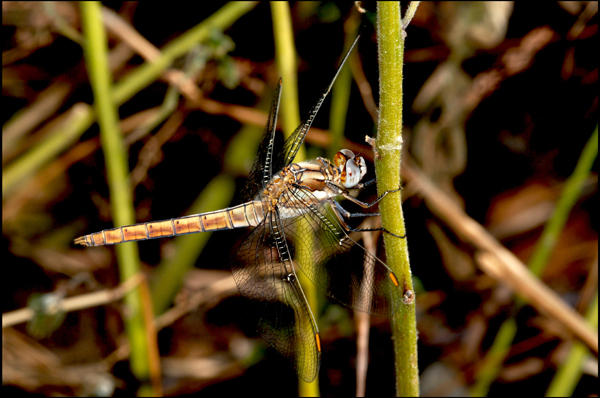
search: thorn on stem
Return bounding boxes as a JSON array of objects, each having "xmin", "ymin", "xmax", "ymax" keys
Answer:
[{"xmin": 365, "ymin": 135, "xmax": 381, "ymax": 159}]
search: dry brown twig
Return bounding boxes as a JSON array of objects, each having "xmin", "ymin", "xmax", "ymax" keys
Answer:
[
  {"xmin": 2, "ymin": 273, "xmax": 144, "ymax": 328},
  {"xmin": 400, "ymin": 157, "xmax": 598, "ymax": 354}
]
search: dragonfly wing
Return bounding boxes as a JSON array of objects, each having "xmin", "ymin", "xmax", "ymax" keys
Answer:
[
  {"xmin": 279, "ymin": 187, "xmax": 402, "ymax": 316},
  {"xmin": 239, "ymin": 80, "xmax": 282, "ymax": 202},
  {"xmin": 231, "ymin": 214, "xmax": 321, "ymax": 382},
  {"xmin": 242, "ymin": 35, "xmax": 360, "ymax": 198},
  {"xmin": 274, "ymin": 34, "xmax": 361, "ymax": 171}
]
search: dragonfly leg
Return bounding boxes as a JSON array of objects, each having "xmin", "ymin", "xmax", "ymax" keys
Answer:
[
  {"xmin": 353, "ymin": 226, "xmax": 406, "ymax": 239},
  {"xmin": 340, "ymin": 185, "xmax": 403, "ymax": 208},
  {"xmin": 354, "ymin": 178, "xmax": 403, "ymax": 192},
  {"xmin": 330, "ymin": 200, "xmax": 406, "ymax": 239},
  {"xmin": 332, "ymin": 199, "xmax": 379, "ymax": 218},
  {"xmin": 354, "ymin": 178, "xmax": 376, "ymax": 190}
]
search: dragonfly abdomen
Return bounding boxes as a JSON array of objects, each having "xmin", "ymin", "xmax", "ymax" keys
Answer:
[{"xmin": 74, "ymin": 201, "xmax": 265, "ymax": 247}]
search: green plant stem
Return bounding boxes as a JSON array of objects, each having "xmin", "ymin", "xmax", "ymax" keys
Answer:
[
  {"xmin": 270, "ymin": 2, "xmax": 303, "ymax": 159},
  {"xmin": 271, "ymin": 2, "xmax": 318, "ymax": 394},
  {"xmin": 402, "ymin": 2, "xmax": 421, "ymax": 30},
  {"xmin": 546, "ymin": 289, "xmax": 598, "ymax": 396},
  {"xmin": 80, "ymin": 1, "xmax": 152, "ymax": 393},
  {"xmin": 2, "ymin": 104, "xmax": 93, "ymax": 198},
  {"xmin": 472, "ymin": 127, "xmax": 598, "ymax": 396},
  {"xmin": 527, "ymin": 126, "xmax": 598, "ymax": 278},
  {"xmin": 376, "ymin": 2, "xmax": 419, "ymax": 396}
]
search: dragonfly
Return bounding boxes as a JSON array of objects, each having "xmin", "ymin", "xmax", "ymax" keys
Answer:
[{"xmin": 74, "ymin": 34, "xmax": 405, "ymax": 382}]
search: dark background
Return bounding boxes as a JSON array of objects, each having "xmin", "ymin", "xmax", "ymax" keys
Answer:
[{"xmin": 2, "ymin": 2, "xmax": 597, "ymax": 396}]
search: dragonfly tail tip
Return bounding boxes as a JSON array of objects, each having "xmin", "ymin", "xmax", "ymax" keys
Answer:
[{"xmin": 73, "ymin": 236, "xmax": 90, "ymax": 247}]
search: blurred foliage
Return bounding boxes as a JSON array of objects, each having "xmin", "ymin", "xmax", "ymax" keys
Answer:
[{"xmin": 2, "ymin": 1, "xmax": 597, "ymax": 396}]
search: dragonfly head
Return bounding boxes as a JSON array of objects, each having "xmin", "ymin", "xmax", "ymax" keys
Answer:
[{"xmin": 334, "ymin": 149, "xmax": 367, "ymax": 188}]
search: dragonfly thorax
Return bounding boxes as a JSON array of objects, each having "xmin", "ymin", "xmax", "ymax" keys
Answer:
[{"xmin": 259, "ymin": 149, "xmax": 368, "ymax": 217}]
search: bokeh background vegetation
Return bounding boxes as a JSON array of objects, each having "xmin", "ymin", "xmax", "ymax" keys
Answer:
[{"xmin": 2, "ymin": 2, "xmax": 597, "ymax": 396}]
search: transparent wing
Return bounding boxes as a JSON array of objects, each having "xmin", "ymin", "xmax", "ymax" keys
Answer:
[
  {"xmin": 239, "ymin": 80, "xmax": 282, "ymax": 202},
  {"xmin": 241, "ymin": 35, "xmax": 360, "ymax": 199},
  {"xmin": 277, "ymin": 187, "xmax": 401, "ymax": 316},
  {"xmin": 273, "ymin": 34, "xmax": 361, "ymax": 172},
  {"xmin": 231, "ymin": 212, "xmax": 321, "ymax": 382}
]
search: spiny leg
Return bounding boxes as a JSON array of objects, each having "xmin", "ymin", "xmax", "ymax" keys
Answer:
[
  {"xmin": 340, "ymin": 184, "xmax": 403, "ymax": 209},
  {"xmin": 330, "ymin": 200, "xmax": 406, "ymax": 239}
]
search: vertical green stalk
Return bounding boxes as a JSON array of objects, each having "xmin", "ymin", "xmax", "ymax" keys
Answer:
[
  {"xmin": 376, "ymin": 2, "xmax": 419, "ymax": 396},
  {"xmin": 80, "ymin": 2, "xmax": 153, "ymax": 394},
  {"xmin": 270, "ymin": 2, "xmax": 302, "ymax": 158},
  {"xmin": 271, "ymin": 2, "xmax": 318, "ymax": 395}
]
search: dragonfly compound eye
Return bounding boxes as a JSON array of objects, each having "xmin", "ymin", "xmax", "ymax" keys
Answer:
[{"xmin": 343, "ymin": 156, "xmax": 366, "ymax": 188}]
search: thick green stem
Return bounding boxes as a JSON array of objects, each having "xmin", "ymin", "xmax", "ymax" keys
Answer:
[{"xmin": 376, "ymin": 2, "xmax": 419, "ymax": 396}]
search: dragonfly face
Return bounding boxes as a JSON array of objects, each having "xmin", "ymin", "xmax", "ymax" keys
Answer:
[
  {"xmin": 75, "ymin": 34, "xmax": 404, "ymax": 383},
  {"xmin": 334, "ymin": 149, "xmax": 367, "ymax": 188}
]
